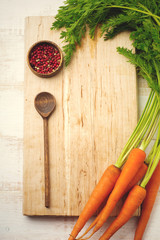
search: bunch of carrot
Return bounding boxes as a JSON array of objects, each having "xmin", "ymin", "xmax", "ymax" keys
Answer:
[
  {"xmin": 68, "ymin": 91, "xmax": 160, "ymax": 240},
  {"xmin": 99, "ymin": 142, "xmax": 160, "ymax": 240}
]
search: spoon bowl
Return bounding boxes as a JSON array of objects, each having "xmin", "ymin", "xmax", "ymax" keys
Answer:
[{"xmin": 34, "ymin": 92, "xmax": 56, "ymax": 118}]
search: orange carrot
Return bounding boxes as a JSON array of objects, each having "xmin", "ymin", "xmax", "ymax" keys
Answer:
[
  {"xmin": 68, "ymin": 165, "xmax": 121, "ymax": 240},
  {"xmin": 77, "ymin": 161, "xmax": 147, "ymax": 240},
  {"xmin": 99, "ymin": 185, "xmax": 146, "ymax": 240},
  {"xmin": 134, "ymin": 161, "xmax": 160, "ymax": 240},
  {"xmin": 88, "ymin": 148, "xmax": 146, "ymax": 237},
  {"xmin": 124, "ymin": 162, "xmax": 148, "ymax": 194},
  {"xmin": 77, "ymin": 162, "xmax": 147, "ymax": 240}
]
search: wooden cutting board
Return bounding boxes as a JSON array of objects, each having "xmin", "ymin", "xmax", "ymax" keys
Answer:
[{"xmin": 23, "ymin": 16, "xmax": 138, "ymax": 216}]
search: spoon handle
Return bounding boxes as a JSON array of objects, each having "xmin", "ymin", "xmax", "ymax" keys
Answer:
[{"xmin": 43, "ymin": 118, "xmax": 50, "ymax": 208}]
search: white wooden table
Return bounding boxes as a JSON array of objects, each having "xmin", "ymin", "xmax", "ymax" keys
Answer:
[{"xmin": 0, "ymin": 1, "xmax": 159, "ymax": 239}]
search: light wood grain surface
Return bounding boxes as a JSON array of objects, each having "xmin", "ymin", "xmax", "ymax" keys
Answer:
[
  {"xmin": 24, "ymin": 17, "xmax": 137, "ymax": 216},
  {"xmin": 0, "ymin": 0, "xmax": 160, "ymax": 239}
]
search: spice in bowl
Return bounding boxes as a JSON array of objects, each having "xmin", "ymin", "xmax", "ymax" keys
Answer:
[{"xmin": 27, "ymin": 41, "xmax": 63, "ymax": 77}]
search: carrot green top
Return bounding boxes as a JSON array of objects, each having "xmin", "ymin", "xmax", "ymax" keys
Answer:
[
  {"xmin": 115, "ymin": 91, "xmax": 160, "ymax": 168},
  {"xmin": 141, "ymin": 124, "xmax": 160, "ymax": 188}
]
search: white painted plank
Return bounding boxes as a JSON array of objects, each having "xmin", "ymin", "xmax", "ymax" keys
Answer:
[{"xmin": 0, "ymin": 0, "xmax": 64, "ymax": 30}]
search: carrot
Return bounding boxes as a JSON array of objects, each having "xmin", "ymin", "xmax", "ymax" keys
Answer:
[
  {"xmin": 134, "ymin": 161, "xmax": 160, "ymax": 240},
  {"xmin": 77, "ymin": 162, "xmax": 148, "ymax": 240},
  {"xmin": 124, "ymin": 162, "xmax": 148, "ymax": 194},
  {"xmin": 68, "ymin": 165, "xmax": 121, "ymax": 240},
  {"xmin": 86, "ymin": 148, "xmax": 146, "ymax": 238},
  {"xmin": 99, "ymin": 185, "xmax": 146, "ymax": 240}
]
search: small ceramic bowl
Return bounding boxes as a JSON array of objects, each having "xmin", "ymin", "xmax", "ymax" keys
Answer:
[{"xmin": 27, "ymin": 40, "xmax": 63, "ymax": 78}]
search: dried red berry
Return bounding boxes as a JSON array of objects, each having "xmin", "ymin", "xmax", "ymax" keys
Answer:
[{"xmin": 29, "ymin": 42, "xmax": 61, "ymax": 75}]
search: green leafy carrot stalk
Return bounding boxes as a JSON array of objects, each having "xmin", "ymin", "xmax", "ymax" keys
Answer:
[
  {"xmin": 141, "ymin": 130, "xmax": 160, "ymax": 189},
  {"xmin": 114, "ymin": 91, "xmax": 159, "ymax": 168}
]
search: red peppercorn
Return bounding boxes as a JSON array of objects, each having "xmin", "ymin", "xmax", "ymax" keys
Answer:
[{"xmin": 29, "ymin": 42, "xmax": 61, "ymax": 75}]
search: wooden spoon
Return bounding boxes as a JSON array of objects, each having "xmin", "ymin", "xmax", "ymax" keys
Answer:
[{"xmin": 34, "ymin": 92, "xmax": 56, "ymax": 208}]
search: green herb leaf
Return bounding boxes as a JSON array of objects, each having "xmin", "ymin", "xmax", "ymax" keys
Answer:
[{"xmin": 51, "ymin": 0, "xmax": 160, "ymax": 94}]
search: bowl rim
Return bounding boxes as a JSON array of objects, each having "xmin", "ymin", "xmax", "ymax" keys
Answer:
[{"xmin": 27, "ymin": 40, "xmax": 63, "ymax": 78}]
